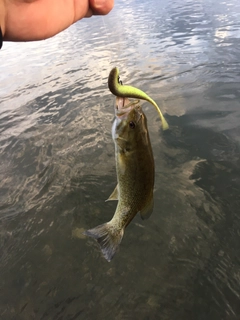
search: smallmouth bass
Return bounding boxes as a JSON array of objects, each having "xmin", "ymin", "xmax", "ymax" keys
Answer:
[{"xmin": 84, "ymin": 97, "xmax": 155, "ymax": 261}]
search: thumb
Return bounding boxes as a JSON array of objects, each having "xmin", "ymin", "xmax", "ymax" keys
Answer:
[{"xmin": 89, "ymin": 0, "xmax": 114, "ymax": 15}]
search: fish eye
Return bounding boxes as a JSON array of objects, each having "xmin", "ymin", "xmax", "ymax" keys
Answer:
[{"xmin": 129, "ymin": 121, "xmax": 136, "ymax": 129}]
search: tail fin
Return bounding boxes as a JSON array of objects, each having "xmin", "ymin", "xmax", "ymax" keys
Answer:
[{"xmin": 84, "ymin": 222, "xmax": 124, "ymax": 262}]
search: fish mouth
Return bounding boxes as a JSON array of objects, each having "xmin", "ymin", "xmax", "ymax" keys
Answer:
[{"xmin": 115, "ymin": 97, "xmax": 140, "ymax": 119}]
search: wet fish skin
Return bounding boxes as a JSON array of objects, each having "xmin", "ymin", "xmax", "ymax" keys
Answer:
[{"xmin": 84, "ymin": 98, "xmax": 155, "ymax": 262}]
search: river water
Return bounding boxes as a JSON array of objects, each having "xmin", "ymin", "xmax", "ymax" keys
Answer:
[{"xmin": 1, "ymin": 0, "xmax": 240, "ymax": 319}]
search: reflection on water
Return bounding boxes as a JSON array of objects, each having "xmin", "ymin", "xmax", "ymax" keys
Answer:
[{"xmin": 1, "ymin": 0, "xmax": 240, "ymax": 319}]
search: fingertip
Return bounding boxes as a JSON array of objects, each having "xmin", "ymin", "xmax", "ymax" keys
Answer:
[
  {"xmin": 85, "ymin": 8, "xmax": 93, "ymax": 18},
  {"xmin": 89, "ymin": 0, "xmax": 114, "ymax": 15}
]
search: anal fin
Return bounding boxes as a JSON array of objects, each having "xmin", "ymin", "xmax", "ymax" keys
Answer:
[{"xmin": 105, "ymin": 184, "xmax": 119, "ymax": 202}]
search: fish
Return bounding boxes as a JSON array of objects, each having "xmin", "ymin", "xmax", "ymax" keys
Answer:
[
  {"xmin": 108, "ymin": 67, "xmax": 169, "ymax": 131},
  {"xmin": 84, "ymin": 97, "xmax": 155, "ymax": 261}
]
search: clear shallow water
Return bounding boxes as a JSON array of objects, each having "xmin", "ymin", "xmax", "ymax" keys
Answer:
[{"xmin": 1, "ymin": 0, "xmax": 240, "ymax": 319}]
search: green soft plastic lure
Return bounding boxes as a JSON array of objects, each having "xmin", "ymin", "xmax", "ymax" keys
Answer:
[{"xmin": 108, "ymin": 67, "xmax": 169, "ymax": 130}]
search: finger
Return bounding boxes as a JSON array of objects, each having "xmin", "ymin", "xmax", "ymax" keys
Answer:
[
  {"xmin": 89, "ymin": 0, "xmax": 114, "ymax": 15},
  {"xmin": 84, "ymin": 8, "xmax": 93, "ymax": 18}
]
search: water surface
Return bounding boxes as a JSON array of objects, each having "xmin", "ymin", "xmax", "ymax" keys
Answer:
[{"xmin": 1, "ymin": 0, "xmax": 240, "ymax": 319}]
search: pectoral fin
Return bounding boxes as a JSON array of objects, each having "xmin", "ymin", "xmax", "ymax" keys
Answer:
[
  {"xmin": 105, "ymin": 185, "xmax": 119, "ymax": 201},
  {"xmin": 140, "ymin": 197, "xmax": 154, "ymax": 220}
]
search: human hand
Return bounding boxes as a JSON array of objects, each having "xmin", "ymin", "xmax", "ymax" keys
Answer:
[{"xmin": 0, "ymin": 0, "xmax": 114, "ymax": 42}]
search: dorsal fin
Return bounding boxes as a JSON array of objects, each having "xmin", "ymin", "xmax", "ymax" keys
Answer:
[{"xmin": 140, "ymin": 197, "xmax": 154, "ymax": 220}]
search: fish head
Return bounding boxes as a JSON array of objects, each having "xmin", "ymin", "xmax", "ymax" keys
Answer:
[{"xmin": 112, "ymin": 97, "xmax": 149, "ymax": 151}]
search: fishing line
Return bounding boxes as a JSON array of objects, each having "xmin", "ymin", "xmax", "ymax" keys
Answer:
[
  {"xmin": 101, "ymin": 16, "xmax": 114, "ymax": 66},
  {"xmin": 101, "ymin": 15, "xmax": 168, "ymax": 129},
  {"xmin": 101, "ymin": 16, "xmax": 124, "ymax": 69},
  {"xmin": 101, "ymin": 15, "xmax": 126, "ymax": 100}
]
